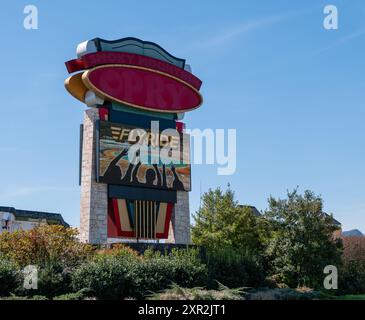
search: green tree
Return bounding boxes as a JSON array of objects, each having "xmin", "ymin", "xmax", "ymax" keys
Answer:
[
  {"xmin": 192, "ymin": 186, "xmax": 268, "ymax": 255},
  {"xmin": 264, "ymin": 189, "xmax": 343, "ymax": 289}
]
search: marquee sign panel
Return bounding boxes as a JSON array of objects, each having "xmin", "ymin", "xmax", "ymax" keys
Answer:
[
  {"xmin": 83, "ymin": 65, "xmax": 202, "ymax": 113},
  {"xmin": 97, "ymin": 121, "xmax": 191, "ymax": 191},
  {"xmin": 65, "ymin": 37, "xmax": 203, "ymax": 114},
  {"xmin": 66, "ymin": 51, "xmax": 202, "ymax": 90}
]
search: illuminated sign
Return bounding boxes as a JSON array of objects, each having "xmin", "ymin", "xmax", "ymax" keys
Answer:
[
  {"xmin": 65, "ymin": 37, "xmax": 203, "ymax": 113},
  {"xmin": 98, "ymin": 121, "xmax": 191, "ymax": 191},
  {"xmin": 82, "ymin": 65, "xmax": 202, "ymax": 113}
]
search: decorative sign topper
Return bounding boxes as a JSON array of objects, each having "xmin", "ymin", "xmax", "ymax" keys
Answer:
[{"xmin": 64, "ymin": 37, "xmax": 203, "ymax": 113}]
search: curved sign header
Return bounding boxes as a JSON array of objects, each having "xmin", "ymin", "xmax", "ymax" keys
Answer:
[
  {"xmin": 64, "ymin": 37, "xmax": 203, "ymax": 113},
  {"xmin": 82, "ymin": 65, "xmax": 202, "ymax": 113}
]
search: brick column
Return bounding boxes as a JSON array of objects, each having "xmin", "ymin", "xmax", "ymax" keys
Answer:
[
  {"xmin": 167, "ymin": 191, "xmax": 191, "ymax": 244},
  {"xmin": 79, "ymin": 108, "xmax": 108, "ymax": 244}
]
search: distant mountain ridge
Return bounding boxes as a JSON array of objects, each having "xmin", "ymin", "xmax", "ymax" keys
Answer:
[{"xmin": 342, "ymin": 229, "xmax": 364, "ymax": 237}]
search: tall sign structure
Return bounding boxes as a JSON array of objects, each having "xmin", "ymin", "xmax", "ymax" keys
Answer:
[{"xmin": 64, "ymin": 37, "xmax": 203, "ymax": 244}]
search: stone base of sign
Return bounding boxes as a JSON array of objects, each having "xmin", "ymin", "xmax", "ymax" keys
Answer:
[
  {"xmin": 79, "ymin": 108, "xmax": 108, "ymax": 244},
  {"xmin": 79, "ymin": 108, "xmax": 191, "ymax": 245},
  {"xmin": 167, "ymin": 191, "xmax": 191, "ymax": 244}
]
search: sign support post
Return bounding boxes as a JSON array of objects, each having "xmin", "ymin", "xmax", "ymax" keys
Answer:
[
  {"xmin": 79, "ymin": 108, "xmax": 108, "ymax": 243},
  {"xmin": 167, "ymin": 191, "xmax": 191, "ymax": 244}
]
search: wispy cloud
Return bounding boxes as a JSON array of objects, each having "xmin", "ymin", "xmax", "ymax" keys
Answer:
[
  {"xmin": 0, "ymin": 186, "xmax": 79, "ymax": 199},
  {"xmin": 311, "ymin": 27, "xmax": 365, "ymax": 56},
  {"xmin": 183, "ymin": 11, "xmax": 301, "ymax": 53}
]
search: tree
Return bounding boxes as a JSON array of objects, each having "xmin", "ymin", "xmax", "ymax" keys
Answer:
[
  {"xmin": 264, "ymin": 189, "xmax": 343, "ymax": 288},
  {"xmin": 191, "ymin": 186, "xmax": 268, "ymax": 255}
]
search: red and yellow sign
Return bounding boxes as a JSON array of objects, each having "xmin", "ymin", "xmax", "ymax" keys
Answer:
[{"xmin": 65, "ymin": 49, "xmax": 203, "ymax": 113}]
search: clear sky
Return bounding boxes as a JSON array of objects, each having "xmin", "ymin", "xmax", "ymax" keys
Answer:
[{"xmin": 0, "ymin": 0, "xmax": 364, "ymax": 232}]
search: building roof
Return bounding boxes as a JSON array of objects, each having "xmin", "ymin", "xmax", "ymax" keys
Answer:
[
  {"xmin": 322, "ymin": 212, "xmax": 341, "ymax": 226},
  {"xmin": 0, "ymin": 206, "xmax": 69, "ymax": 227},
  {"xmin": 239, "ymin": 205, "xmax": 262, "ymax": 217}
]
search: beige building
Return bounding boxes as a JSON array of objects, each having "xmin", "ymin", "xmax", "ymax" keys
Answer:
[{"xmin": 0, "ymin": 206, "xmax": 69, "ymax": 233}]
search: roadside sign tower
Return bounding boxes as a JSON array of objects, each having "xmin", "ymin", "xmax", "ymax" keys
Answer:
[{"xmin": 64, "ymin": 37, "xmax": 203, "ymax": 244}]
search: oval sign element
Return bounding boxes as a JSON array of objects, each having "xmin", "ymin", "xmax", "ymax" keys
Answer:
[{"xmin": 82, "ymin": 65, "xmax": 203, "ymax": 113}]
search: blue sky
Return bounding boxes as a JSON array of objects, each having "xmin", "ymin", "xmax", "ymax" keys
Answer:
[{"xmin": 0, "ymin": 0, "xmax": 364, "ymax": 231}]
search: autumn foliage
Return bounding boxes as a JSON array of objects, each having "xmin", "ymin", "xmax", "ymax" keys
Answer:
[
  {"xmin": 0, "ymin": 225, "xmax": 93, "ymax": 268},
  {"xmin": 342, "ymin": 236, "xmax": 365, "ymax": 263}
]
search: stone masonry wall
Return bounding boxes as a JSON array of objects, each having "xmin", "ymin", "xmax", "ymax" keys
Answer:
[
  {"xmin": 79, "ymin": 108, "xmax": 190, "ymax": 245},
  {"xmin": 79, "ymin": 108, "xmax": 108, "ymax": 244},
  {"xmin": 167, "ymin": 191, "xmax": 191, "ymax": 244}
]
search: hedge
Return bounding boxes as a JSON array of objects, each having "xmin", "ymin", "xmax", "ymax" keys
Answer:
[{"xmin": 72, "ymin": 248, "xmax": 208, "ymax": 299}]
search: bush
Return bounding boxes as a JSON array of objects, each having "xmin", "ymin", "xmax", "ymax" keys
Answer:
[
  {"xmin": 95, "ymin": 244, "xmax": 140, "ymax": 259},
  {"xmin": 0, "ymin": 225, "xmax": 95, "ymax": 299},
  {"xmin": 37, "ymin": 264, "xmax": 74, "ymax": 298},
  {"xmin": 246, "ymin": 287, "xmax": 324, "ymax": 300},
  {"xmin": 72, "ymin": 255, "xmax": 129, "ymax": 300},
  {"xmin": 0, "ymin": 226, "xmax": 93, "ymax": 298},
  {"xmin": 53, "ymin": 288, "xmax": 94, "ymax": 300},
  {"xmin": 339, "ymin": 237, "xmax": 365, "ymax": 295},
  {"xmin": 343, "ymin": 237, "xmax": 365, "ymax": 263},
  {"xmin": 72, "ymin": 247, "xmax": 207, "ymax": 300},
  {"xmin": 166, "ymin": 248, "xmax": 208, "ymax": 287},
  {"xmin": 127, "ymin": 255, "xmax": 173, "ymax": 298},
  {"xmin": 339, "ymin": 261, "xmax": 365, "ymax": 295},
  {"xmin": 148, "ymin": 283, "xmax": 245, "ymax": 300},
  {"xmin": 205, "ymin": 247, "xmax": 265, "ymax": 289},
  {"xmin": 0, "ymin": 258, "xmax": 21, "ymax": 297},
  {"xmin": 126, "ymin": 248, "xmax": 208, "ymax": 299},
  {"xmin": 0, "ymin": 225, "xmax": 92, "ymax": 269}
]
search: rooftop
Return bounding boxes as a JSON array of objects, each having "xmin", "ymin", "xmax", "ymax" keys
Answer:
[
  {"xmin": 239, "ymin": 205, "xmax": 262, "ymax": 217},
  {"xmin": 0, "ymin": 206, "xmax": 69, "ymax": 227}
]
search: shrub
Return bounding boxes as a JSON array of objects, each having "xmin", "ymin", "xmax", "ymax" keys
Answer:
[
  {"xmin": 37, "ymin": 264, "xmax": 74, "ymax": 298},
  {"xmin": 0, "ymin": 225, "xmax": 93, "ymax": 269},
  {"xmin": 72, "ymin": 255, "xmax": 129, "ymax": 300},
  {"xmin": 343, "ymin": 237, "xmax": 365, "ymax": 263},
  {"xmin": 148, "ymin": 283, "xmax": 245, "ymax": 300},
  {"xmin": 95, "ymin": 244, "xmax": 140, "ymax": 259},
  {"xmin": 339, "ymin": 261, "xmax": 365, "ymax": 295},
  {"xmin": 126, "ymin": 248, "xmax": 208, "ymax": 299},
  {"xmin": 0, "ymin": 258, "xmax": 21, "ymax": 297},
  {"xmin": 168, "ymin": 248, "xmax": 208, "ymax": 287},
  {"xmin": 246, "ymin": 288, "xmax": 324, "ymax": 300},
  {"xmin": 338, "ymin": 237, "xmax": 365, "ymax": 295},
  {"xmin": 0, "ymin": 226, "xmax": 92, "ymax": 298},
  {"xmin": 205, "ymin": 247, "xmax": 265, "ymax": 289},
  {"xmin": 127, "ymin": 254, "xmax": 173, "ymax": 298},
  {"xmin": 72, "ymin": 247, "xmax": 207, "ymax": 300},
  {"xmin": 53, "ymin": 288, "xmax": 94, "ymax": 300}
]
